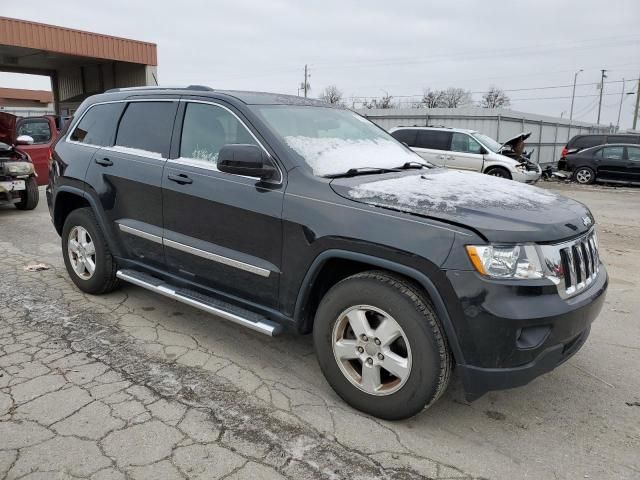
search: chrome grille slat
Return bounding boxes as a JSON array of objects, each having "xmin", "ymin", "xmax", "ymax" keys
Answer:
[{"xmin": 540, "ymin": 229, "xmax": 600, "ymax": 299}]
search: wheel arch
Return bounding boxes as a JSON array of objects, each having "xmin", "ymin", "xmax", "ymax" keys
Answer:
[
  {"xmin": 294, "ymin": 249, "xmax": 465, "ymax": 364},
  {"xmin": 53, "ymin": 186, "xmax": 122, "ymax": 257}
]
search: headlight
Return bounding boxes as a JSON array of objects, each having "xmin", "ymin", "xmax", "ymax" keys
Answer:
[
  {"xmin": 515, "ymin": 163, "xmax": 527, "ymax": 171},
  {"xmin": 465, "ymin": 244, "xmax": 544, "ymax": 279},
  {"xmin": 5, "ymin": 162, "xmax": 34, "ymax": 175}
]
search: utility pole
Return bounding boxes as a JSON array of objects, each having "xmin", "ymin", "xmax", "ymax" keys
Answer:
[
  {"xmin": 568, "ymin": 69, "xmax": 582, "ymax": 141},
  {"xmin": 634, "ymin": 75, "xmax": 640, "ymax": 130},
  {"xmin": 596, "ymin": 69, "xmax": 607, "ymax": 124},
  {"xmin": 616, "ymin": 78, "xmax": 626, "ymax": 130},
  {"xmin": 303, "ymin": 64, "xmax": 309, "ymax": 98}
]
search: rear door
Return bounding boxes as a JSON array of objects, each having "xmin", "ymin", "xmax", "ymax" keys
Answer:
[
  {"xmin": 162, "ymin": 99, "xmax": 284, "ymax": 307},
  {"xmin": 446, "ymin": 132, "xmax": 485, "ymax": 172},
  {"xmin": 413, "ymin": 130, "xmax": 452, "ymax": 166},
  {"xmin": 625, "ymin": 146, "xmax": 640, "ymax": 183},
  {"xmin": 84, "ymin": 99, "xmax": 179, "ymax": 269},
  {"xmin": 15, "ymin": 117, "xmax": 55, "ymax": 185},
  {"xmin": 597, "ymin": 146, "xmax": 626, "ymax": 181}
]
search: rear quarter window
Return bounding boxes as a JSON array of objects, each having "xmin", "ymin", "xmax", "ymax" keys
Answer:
[
  {"xmin": 390, "ymin": 129, "xmax": 417, "ymax": 147},
  {"xmin": 70, "ymin": 103, "xmax": 125, "ymax": 146}
]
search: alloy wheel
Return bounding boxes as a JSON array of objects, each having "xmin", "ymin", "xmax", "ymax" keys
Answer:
[
  {"xmin": 575, "ymin": 168, "xmax": 592, "ymax": 184},
  {"xmin": 332, "ymin": 305, "xmax": 412, "ymax": 396},
  {"xmin": 67, "ymin": 226, "xmax": 96, "ymax": 280}
]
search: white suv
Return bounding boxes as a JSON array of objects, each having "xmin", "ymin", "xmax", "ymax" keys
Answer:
[{"xmin": 389, "ymin": 126, "xmax": 541, "ymax": 183}]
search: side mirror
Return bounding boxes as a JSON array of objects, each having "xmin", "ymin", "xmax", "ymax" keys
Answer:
[
  {"xmin": 217, "ymin": 144, "xmax": 277, "ymax": 180},
  {"xmin": 16, "ymin": 135, "xmax": 34, "ymax": 145}
]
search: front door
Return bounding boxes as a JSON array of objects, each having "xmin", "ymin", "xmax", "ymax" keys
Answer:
[
  {"xmin": 597, "ymin": 146, "xmax": 626, "ymax": 181},
  {"xmin": 625, "ymin": 146, "xmax": 640, "ymax": 183},
  {"xmin": 15, "ymin": 117, "xmax": 54, "ymax": 185},
  {"xmin": 446, "ymin": 132, "xmax": 485, "ymax": 172},
  {"xmin": 162, "ymin": 100, "xmax": 284, "ymax": 307},
  {"xmin": 83, "ymin": 99, "xmax": 178, "ymax": 269}
]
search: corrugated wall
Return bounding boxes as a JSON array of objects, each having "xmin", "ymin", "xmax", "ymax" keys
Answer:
[{"xmin": 357, "ymin": 107, "xmax": 609, "ymax": 164}]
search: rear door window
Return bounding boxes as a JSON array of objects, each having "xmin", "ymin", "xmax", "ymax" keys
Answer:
[
  {"xmin": 70, "ymin": 103, "xmax": 125, "ymax": 146},
  {"xmin": 16, "ymin": 119, "xmax": 52, "ymax": 144},
  {"xmin": 415, "ymin": 130, "xmax": 452, "ymax": 150},
  {"xmin": 390, "ymin": 129, "xmax": 417, "ymax": 147},
  {"xmin": 571, "ymin": 135, "xmax": 606, "ymax": 149},
  {"xmin": 114, "ymin": 101, "xmax": 177, "ymax": 157},
  {"xmin": 601, "ymin": 146, "xmax": 624, "ymax": 160}
]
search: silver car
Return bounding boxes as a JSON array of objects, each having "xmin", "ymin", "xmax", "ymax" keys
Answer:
[{"xmin": 389, "ymin": 126, "xmax": 541, "ymax": 183}]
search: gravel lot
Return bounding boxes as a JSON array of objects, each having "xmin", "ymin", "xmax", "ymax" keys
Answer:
[{"xmin": 0, "ymin": 183, "xmax": 638, "ymax": 480}]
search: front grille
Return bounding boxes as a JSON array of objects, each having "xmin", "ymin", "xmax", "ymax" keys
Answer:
[{"xmin": 543, "ymin": 230, "xmax": 599, "ymax": 298}]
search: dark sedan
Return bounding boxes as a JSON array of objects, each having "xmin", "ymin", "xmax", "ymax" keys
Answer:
[{"xmin": 563, "ymin": 144, "xmax": 640, "ymax": 185}]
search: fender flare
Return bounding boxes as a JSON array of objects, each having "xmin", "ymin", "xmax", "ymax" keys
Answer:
[
  {"xmin": 53, "ymin": 185, "xmax": 122, "ymax": 257},
  {"xmin": 294, "ymin": 249, "xmax": 465, "ymax": 364}
]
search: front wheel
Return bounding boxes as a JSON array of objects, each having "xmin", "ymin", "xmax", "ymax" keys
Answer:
[
  {"xmin": 484, "ymin": 166, "xmax": 512, "ymax": 180},
  {"xmin": 313, "ymin": 271, "xmax": 452, "ymax": 420},
  {"xmin": 14, "ymin": 177, "xmax": 39, "ymax": 210},
  {"xmin": 574, "ymin": 167, "xmax": 595, "ymax": 185}
]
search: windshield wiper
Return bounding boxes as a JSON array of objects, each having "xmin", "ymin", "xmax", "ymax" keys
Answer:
[{"xmin": 325, "ymin": 167, "xmax": 401, "ymax": 179}]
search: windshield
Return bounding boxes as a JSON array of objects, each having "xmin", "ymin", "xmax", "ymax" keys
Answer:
[
  {"xmin": 252, "ymin": 105, "xmax": 423, "ymax": 176},
  {"xmin": 471, "ymin": 132, "xmax": 501, "ymax": 153}
]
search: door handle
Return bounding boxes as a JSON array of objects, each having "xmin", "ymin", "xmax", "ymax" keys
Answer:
[
  {"xmin": 437, "ymin": 155, "xmax": 446, "ymax": 160},
  {"xmin": 167, "ymin": 173, "xmax": 193, "ymax": 185},
  {"xmin": 94, "ymin": 157, "xmax": 113, "ymax": 167}
]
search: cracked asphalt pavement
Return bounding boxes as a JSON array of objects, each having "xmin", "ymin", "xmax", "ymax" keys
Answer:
[{"xmin": 0, "ymin": 183, "xmax": 639, "ymax": 480}]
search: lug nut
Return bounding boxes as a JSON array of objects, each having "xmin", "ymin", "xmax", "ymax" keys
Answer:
[
  {"xmin": 357, "ymin": 346, "xmax": 364, "ymax": 354},
  {"xmin": 366, "ymin": 357, "xmax": 373, "ymax": 365},
  {"xmin": 360, "ymin": 334, "xmax": 368, "ymax": 342},
  {"xmin": 374, "ymin": 338, "xmax": 381, "ymax": 345},
  {"xmin": 377, "ymin": 353, "xmax": 384, "ymax": 360}
]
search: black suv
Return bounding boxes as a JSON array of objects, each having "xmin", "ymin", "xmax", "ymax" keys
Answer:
[
  {"xmin": 559, "ymin": 133, "xmax": 640, "ymax": 170},
  {"xmin": 47, "ymin": 87, "xmax": 608, "ymax": 420}
]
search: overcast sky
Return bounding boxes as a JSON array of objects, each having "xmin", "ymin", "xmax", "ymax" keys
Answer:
[{"xmin": 1, "ymin": 0, "xmax": 639, "ymax": 128}]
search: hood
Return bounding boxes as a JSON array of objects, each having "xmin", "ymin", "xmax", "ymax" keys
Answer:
[
  {"xmin": 0, "ymin": 112, "xmax": 17, "ymax": 145},
  {"xmin": 331, "ymin": 169, "xmax": 593, "ymax": 243},
  {"xmin": 499, "ymin": 131, "xmax": 531, "ymax": 151}
]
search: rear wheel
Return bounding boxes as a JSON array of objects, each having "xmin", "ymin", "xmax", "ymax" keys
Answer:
[
  {"xmin": 62, "ymin": 208, "xmax": 120, "ymax": 294},
  {"xmin": 574, "ymin": 167, "xmax": 595, "ymax": 185},
  {"xmin": 313, "ymin": 271, "xmax": 452, "ymax": 420},
  {"xmin": 14, "ymin": 177, "xmax": 39, "ymax": 210},
  {"xmin": 484, "ymin": 166, "xmax": 512, "ymax": 180}
]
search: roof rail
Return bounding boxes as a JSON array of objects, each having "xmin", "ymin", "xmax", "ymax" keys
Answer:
[{"xmin": 105, "ymin": 85, "xmax": 214, "ymax": 93}]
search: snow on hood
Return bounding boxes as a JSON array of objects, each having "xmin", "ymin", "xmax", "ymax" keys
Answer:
[
  {"xmin": 348, "ymin": 169, "xmax": 558, "ymax": 214},
  {"xmin": 284, "ymin": 136, "xmax": 418, "ymax": 176}
]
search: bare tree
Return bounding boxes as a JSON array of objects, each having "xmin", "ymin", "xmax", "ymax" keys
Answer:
[
  {"xmin": 420, "ymin": 88, "xmax": 445, "ymax": 108},
  {"xmin": 481, "ymin": 86, "xmax": 511, "ymax": 108},
  {"xmin": 441, "ymin": 87, "xmax": 472, "ymax": 108},
  {"xmin": 319, "ymin": 85, "xmax": 344, "ymax": 105},
  {"xmin": 363, "ymin": 93, "xmax": 395, "ymax": 109}
]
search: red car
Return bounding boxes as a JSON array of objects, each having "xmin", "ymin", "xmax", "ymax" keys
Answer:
[{"xmin": 0, "ymin": 112, "xmax": 59, "ymax": 186}]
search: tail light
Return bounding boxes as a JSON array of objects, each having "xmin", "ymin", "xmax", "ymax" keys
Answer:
[{"xmin": 561, "ymin": 147, "xmax": 568, "ymax": 158}]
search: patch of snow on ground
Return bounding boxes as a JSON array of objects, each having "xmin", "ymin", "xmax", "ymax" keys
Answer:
[
  {"xmin": 284, "ymin": 136, "xmax": 417, "ymax": 176},
  {"xmin": 349, "ymin": 170, "xmax": 559, "ymax": 213}
]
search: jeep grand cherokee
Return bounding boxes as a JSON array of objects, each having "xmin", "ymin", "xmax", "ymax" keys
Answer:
[{"xmin": 47, "ymin": 86, "xmax": 607, "ymax": 420}]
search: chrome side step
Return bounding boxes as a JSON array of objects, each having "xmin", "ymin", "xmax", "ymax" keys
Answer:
[{"xmin": 116, "ymin": 269, "xmax": 282, "ymax": 336}]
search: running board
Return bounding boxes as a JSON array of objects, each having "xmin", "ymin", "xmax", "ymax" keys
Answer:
[{"xmin": 116, "ymin": 269, "xmax": 282, "ymax": 336}]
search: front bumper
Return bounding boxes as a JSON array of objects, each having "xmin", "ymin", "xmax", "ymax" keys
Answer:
[
  {"xmin": 512, "ymin": 165, "xmax": 542, "ymax": 183},
  {"xmin": 445, "ymin": 265, "xmax": 608, "ymax": 400}
]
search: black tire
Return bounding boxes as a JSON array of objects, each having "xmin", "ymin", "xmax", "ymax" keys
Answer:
[
  {"xmin": 484, "ymin": 166, "xmax": 512, "ymax": 180},
  {"xmin": 573, "ymin": 166, "xmax": 595, "ymax": 185},
  {"xmin": 14, "ymin": 177, "xmax": 39, "ymax": 210},
  {"xmin": 313, "ymin": 271, "xmax": 452, "ymax": 420},
  {"xmin": 61, "ymin": 207, "xmax": 120, "ymax": 294}
]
